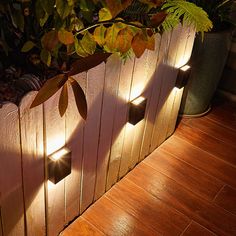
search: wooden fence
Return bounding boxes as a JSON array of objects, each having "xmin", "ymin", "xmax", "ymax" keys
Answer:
[{"xmin": 0, "ymin": 25, "xmax": 195, "ymax": 236}]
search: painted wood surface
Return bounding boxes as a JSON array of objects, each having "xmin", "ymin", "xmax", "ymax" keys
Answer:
[
  {"xmin": 19, "ymin": 92, "xmax": 45, "ymax": 236},
  {"xmin": 0, "ymin": 103, "xmax": 24, "ymax": 236},
  {"xmin": 0, "ymin": 26, "xmax": 195, "ymax": 236}
]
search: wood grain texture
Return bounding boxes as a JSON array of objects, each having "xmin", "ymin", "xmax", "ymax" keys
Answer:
[
  {"xmin": 65, "ymin": 72, "xmax": 86, "ymax": 222},
  {"xmin": 80, "ymin": 63, "xmax": 105, "ymax": 213},
  {"xmin": 106, "ymin": 57, "xmax": 135, "ymax": 191},
  {"xmin": 106, "ymin": 179, "xmax": 190, "ymax": 236},
  {"xmin": 0, "ymin": 211, "xmax": 2, "ymax": 236},
  {"xmin": 182, "ymin": 221, "xmax": 216, "ymax": 236},
  {"xmin": 0, "ymin": 103, "xmax": 25, "ymax": 236},
  {"xmin": 214, "ymin": 185, "xmax": 236, "ymax": 215},
  {"xmin": 19, "ymin": 92, "xmax": 45, "ymax": 236},
  {"xmin": 160, "ymin": 136, "xmax": 236, "ymax": 188},
  {"xmin": 83, "ymin": 196, "xmax": 161, "ymax": 236},
  {"xmin": 62, "ymin": 217, "xmax": 105, "ymax": 236},
  {"xmin": 144, "ymin": 148, "xmax": 223, "ymax": 201},
  {"xmin": 127, "ymin": 163, "xmax": 236, "ymax": 236},
  {"xmin": 176, "ymin": 122, "xmax": 236, "ymax": 166},
  {"xmin": 44, "ymin": 91, "xmax": 66, "ymax": 236},
  {"xmin": 94, "ymin": 55, "xmax": 121, "ymax": 200}
]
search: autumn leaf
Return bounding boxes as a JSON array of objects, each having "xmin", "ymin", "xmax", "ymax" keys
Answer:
[
  {"xmin": 74, "ymin": 37, "xmax": 89, "ymax": 57},
  {"xmin": 69, "ymin": 77, "xmax": 87, "ymax": 120},
  {"xmin": 132, "ymin": 33, "xmax": 147, "ymax": 58},
  {"xmin": 58, "ymin": 29, "xmax": 74, "ymax": 45},
  {"xmin": 139, "ymin": 0, "xmax": 164, "ymax": 7},
  {"xmin": 150, "ymin": 12, "xmax": 168, "ymax": 27},
  {"xmin": 21, "ymin": 41, "xmax": 35, "ymax": 52},
  {"xmin": 105, "ymin": 0, "xmax": 132, "ymax": 17},
  {"xmin": 68, "ymin": 53, "xmax": 111, "ymax": 76},
  {"xmin": 99, "ymin": 8, "xmax": 112, "ymax": 21},
  {"xmin": 40, "ymin": 49, "xmax": 51, "ymax": 66},
  {"xmin": 31, "ymin": 74, "xmax": 68, "ymax": 108},
  {"xmin": 115, "ymin": 27, "xmax": 134, "ymax": 53},
  {"xmin": 146, "ymin": 34, "xmax": 155, "ymax": 51},
  {"xmin": 59, "ymin": 82, "xmax": 68, "ymax": 117},
  {"xmin": 41, "ymin": 30, "xmax": 59, "ymax": 51},
  {"xmin": 93, "ymin": 25, "xmax": 107, "ymax": 46},
  {"xmin": 80, "ymin": 32, "xmax": 96, "ymax": 55}
]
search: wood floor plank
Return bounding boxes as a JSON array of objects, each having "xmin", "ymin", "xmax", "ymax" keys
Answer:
[
  {"xmin": 175, "ymin": 122, "xmax": 236, "ymax": 166},
  {"xmin": 181, "ymin": 117, "xmax": 236, "ymax": 147},
  {"xmin": 106, "ymin": 178, "xmax": 190, "ymax": 236},
  {"xmin": 214, "ymin": 185, "xmax": 236, "ymax": 215},
  {"xmin": 160, "ymin": 136, "xmax": 236, "ymax": 188},
  {"xmin": 182, "ymin": 221, "xmax": 216, "ymax": 236},
  {"xmin": 143, "ymin": 148, "xmax": 223, "ymax": 201},
  {"xmin": 83, "ymin": 196, "xmax": 160, "ymax": 236},
  {"xmin": 126, "ymin": 163, "xmax": 236, "ymax": 236}
]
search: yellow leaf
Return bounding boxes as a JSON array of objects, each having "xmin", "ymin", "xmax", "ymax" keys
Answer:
[
  {"xmin": 81, "ymin": 32, "xmax": 96, "ymax": 55},
  {"xmin": 40, "ymin": 49, "xmax": 51, "ymax": 66},
  {"xmin": 93, "ymin": 25, "xmax": 107, "ymax": 46},
  {"xmin": 74, "ymin": 37, "xmax": 89, "ymax": 57},
  {"xmin": 99, "ymin": 8, "xmax": 112, "ymax": 21},
  {"xmin": 58, "ymin": 29, "xmax": 74, "ymax": 45},
  {"xmin": 21, "ymin": 41, "xmax": 35, "ymax": 52}
]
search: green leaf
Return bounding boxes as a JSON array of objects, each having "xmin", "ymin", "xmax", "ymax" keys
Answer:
[
  {"xmin": 56, "ymin": 0, "xmax": 72, "ymax": 19},
  {"xmin": 80, "ymin": 32, "xmax": 96, "ymax": 55},
  {"xmin": 58, "ymin": 29, "xmax": 74, "ymax": 45},
  {"xmin": 59, "ymin": 82, "xmax": 68, "ymax": 117},
  {"xmin": 69, "ymin": 77, "xmax": 87, "ymax": 120},
  {"xmin": 93, "ymin": 25, "xmax": 107, "ymax": 46},
  {"xmin": 11, "ymin": 8, "xmax": 24, "ymax": 31},
  {"xmin": 31, "ymin": 74, "xmax": 68, "ymax": 108},
  {"xmin": 74, "ymin": 37, "xmax": 89, "ymax": 57},
  {"xmin": 99, "ymin": 8, "xmax": 112, "ymax": 21},
  {"xmin": 68, "ymin": 53, "xmax": 111, "ymax": 76},
  {"xmin": 40, "ymin": 49, "xmax": 52, "ymax": 66},
  {"xmin": 21, "ymin": 41, "xmax": 35, "ymax": 52}
]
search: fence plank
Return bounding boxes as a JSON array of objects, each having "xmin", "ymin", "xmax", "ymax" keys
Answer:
[
  {"xmin": 0, "ymin": 211, "xmax": 2, "ymax": 236},
  {"xmin": 130, "ymin": 35, "xmax": 161, "ymax": 166},
  {"xmin": 44, "ymin": 91, "xmax": 66, "ymax": 236},
  {"xmin": 166, "ymin": 27, "xmax": 195, "ymax": 137},
  {"xmin": 106, "ymin": 57, "xmax": 135, "ymax": 191},
  {"xmin": 0, "ymin": 103, "xmax": 25, "ymax": 236},
  {"xmin": 140, "ymin": 34, "xmax": 165, "ymax": 161},
  {"xmin": 118, "ymin": 49, "xmax": 152, "ymax": 178},
  {"xmin": 65, "ymin": 72, "xmax": 87, "ymax": 223},
  {"xmin": 94, "ymin": 55, "xmax": 122, "ymax": 200},
  {"xmin": 19, "ymin": 92, "xmax": 45, "ymax": 236},
  {"xmin": 150, "ymin": 25, "xmax": 183, "ymax": 150},
  {"xmin": 80, "ymin": 63, "xmax": 106, "ymax": 213}
]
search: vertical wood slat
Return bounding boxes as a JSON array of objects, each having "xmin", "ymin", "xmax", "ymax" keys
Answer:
[
  {"xmin": 140, "ymin": 34, "xmax": 165, "ymax": 161},
  {"xmin": 0, "ymin": 211, "xmax": 3, "ymax": 236},
  {"xmin": 131, "ymin": 34, "xmax": 161, "ymax": 166},
  {"xmin": 166, "ymin": 27, "xmax": 196, "ymax": 138},
  {"xmin": 80, "ymin": 63, "xmax": 106, "ymax": 213},
  {"xmin": 65, "ymin": 72, "xmax": 87, "ymax": 222},
  {"xmin": 94, "ymin": 55, "xmax": 122, "ymax": 200},
  {"xmin": 19, "ymin": 92, "xmax": 45, "ymax": 236},
  {"xmin": 0, "ymin": 103, "xmax": 25, "ymax": 236},
  {"xmin": 44, "ymin": 91, "xmax": 66, "ymax": 236},
  {"xmin": 106, "ymin": 57, "xmax": 135, "ymax": 191},
  {"xmin": 150, "ymin": 25, "xmax": 184, "ymax": 151}
]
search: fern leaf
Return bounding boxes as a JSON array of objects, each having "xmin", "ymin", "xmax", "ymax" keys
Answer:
[{"xmin": 161, "ymin": 0, "xmax": 213, "ymax": 36}]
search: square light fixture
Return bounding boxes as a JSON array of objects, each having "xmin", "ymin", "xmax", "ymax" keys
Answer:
[
  {"xmin": 48, "ymin": 147, "xmax": 71, "ymax": 184},
  {"xmin": 128, "ymin": 96, "xmax": 147, "ymax": 125},
  {"xmin": 175, "ymin": 64, "xmax": 191, "ymax": 89}
]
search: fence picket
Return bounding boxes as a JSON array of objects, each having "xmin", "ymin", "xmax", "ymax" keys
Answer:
[
  {"xmin": 0, "ymin": 103, "xmax": 24, "ymax": 236},
  {"xmin": 19, "ymin": 92, "xmax": 45, "ymax": 236},
  {"xmin": 80, "ymin": 62, "xmax": 106, "ymax": 213}
]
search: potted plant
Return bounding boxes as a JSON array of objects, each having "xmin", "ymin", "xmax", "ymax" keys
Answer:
[
  {"xmin": 0, "ymin": 0, "xmax": 212, "ymax": 118},
  {"xmin": 180, "ymin": 0, "xmax": 235, "ymax": 116}
]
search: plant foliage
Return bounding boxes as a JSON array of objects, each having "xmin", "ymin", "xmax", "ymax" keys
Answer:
[{"xmin": 0, "ymin": 0, "xmax": 213, "ymax": 117}]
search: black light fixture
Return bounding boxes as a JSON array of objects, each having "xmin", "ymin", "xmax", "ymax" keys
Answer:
[
  {"xmin": 48, "ymin": 147, "xmax": 71, "ymax": 184},
  {"xmin": 175, "ymin": 64, "xmax": 191, "ymax": 89},
  {"xmin": 128, "ymin": 96, "xmax": 147, "ymax": 125}
]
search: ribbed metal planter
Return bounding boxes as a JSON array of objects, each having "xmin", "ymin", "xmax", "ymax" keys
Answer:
[{"xmin": 180, "ymin": 30, "xmax": 232, "ymax": 116}]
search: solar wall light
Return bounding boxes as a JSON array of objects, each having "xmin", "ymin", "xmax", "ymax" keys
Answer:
[
  {"xmin": 128, "ymin": 96, "xmax": 147, "ymax": 125},
  {"xmin": 48, "ymin": 147, "xmax": 71, "ymax": 184},
  {"xmin": 175, "ymin": 64, "xmax": 191, "ymax": 89}
]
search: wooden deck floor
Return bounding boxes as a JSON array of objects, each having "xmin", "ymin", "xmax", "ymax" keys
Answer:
[{"xmin": 61, "ymin": 99, "xmax": 236, "ymax": 236}]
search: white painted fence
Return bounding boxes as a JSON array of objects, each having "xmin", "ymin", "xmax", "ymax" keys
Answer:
[{"xmin": 0, "ymin": 25, "xmax": 195, "ymax": 236}]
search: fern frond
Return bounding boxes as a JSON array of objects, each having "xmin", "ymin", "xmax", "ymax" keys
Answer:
[
  {"xmin": 161, "ymin": 0, "xmax": 213, "ymax": 35},
  {"xmin": 160, "ymin": 14, "xmax": 180, "ymax": 31}
]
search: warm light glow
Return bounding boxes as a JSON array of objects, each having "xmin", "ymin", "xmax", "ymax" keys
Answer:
[
  {"xmin": 50, "ymin": 148, "xmax": 70, "ymax": 161},
  {"xmin": 131, "ymin": 96, "xmax": 145, "ymax": 106},
  {"xmin": 180, "ymin": 65, "xmax": 191, "ymax": 72}
]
